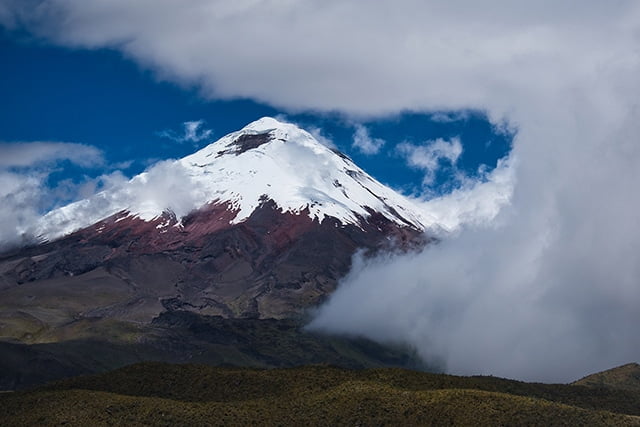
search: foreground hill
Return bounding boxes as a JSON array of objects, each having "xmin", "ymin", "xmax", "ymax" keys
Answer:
[
  {"xmin": 573, "ymin": 363, "xmax": 640, "ymax": 392},
  {"xmin": 1, "ymin": 363, "xmax": 639, "ymax": 426}
]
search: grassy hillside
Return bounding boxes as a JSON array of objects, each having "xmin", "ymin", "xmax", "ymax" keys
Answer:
[
  {"xmin": 1, "ymin": 363, "xmax": 639, "ymax": 426},
  {"xmin": 573, "ymin": 363, "xmax": 640, "ymax": 392}
]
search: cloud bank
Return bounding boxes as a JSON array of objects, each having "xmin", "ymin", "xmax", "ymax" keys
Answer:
[
  {"xmin": 30, "ymin": 160, "xmax": 208, "ymax": 241},
  {"xmin": 2, "ymin": 0, "xmax": 634, "ymax": 117},
  {"xmin": 415, "ymin": 157, "xmax": 514, "ymax": 232},
  {"xmin": 0, "ymin": 141, "xmax": 106, "ymax": 249},
  {"xmin": 3, "ymin": 1, "xmax": 640, "ymax": 381}
]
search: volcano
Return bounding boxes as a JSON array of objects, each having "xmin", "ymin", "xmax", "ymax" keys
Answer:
[{"xmin": 0, "ymin": 118, "xmax": 435, "ymax": 388}]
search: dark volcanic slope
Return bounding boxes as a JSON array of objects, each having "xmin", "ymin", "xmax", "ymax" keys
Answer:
[
  {"xmin": 2, "ymin": 363, "xmax": 639, "ymax": 426},
  {"xmin": 0, "ymin": 194, "xmax": 428, "ymax": 391},
  {"xmin": 0, "ymin": 199, "xmax": 426, "ymax": 331},
  {"xmin": 0, "ymin": 312, "xmax": 425, "ymax": 391}
]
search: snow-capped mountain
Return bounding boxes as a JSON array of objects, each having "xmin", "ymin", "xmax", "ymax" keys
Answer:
[
  {"xmin": 33, "ymin": 117, "xmax": 434, "ymax": 242},
  {"xmin": 1, "ymin": 117, "xmax": 434, "ymax": 325}
]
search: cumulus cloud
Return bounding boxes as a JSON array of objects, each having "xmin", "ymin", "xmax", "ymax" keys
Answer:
[
  {"xmin": 312, "ymin": 87, "xmax": 640, "ymax": 382},
  {"xmin": 397, "ymin": 138, "xmax": 462, "ymax": 187},
  {"xmin": 409, "ymin": 157, "xmax": 514, "ymax": 233},
  {"xmin": 352, "ymin": 124, "xmax": 385, "ymax": 155},
  {"xmin": 30, "ymin": 159, "xmax": 210, "ymax": 242},
  {"xmin": 3, "ymin": 1, "xmax": 640, "ymax": 382},
  {"xmin": 157, "ymin": 119, "xmax": 213, "ymax": 145},
  {"xmin": 0, "ymin": 171, "xmax": 45, "ymax": 249},
  {"xmin": 0, "ymin": 141, "xmax": 107, "ymax": 249}
]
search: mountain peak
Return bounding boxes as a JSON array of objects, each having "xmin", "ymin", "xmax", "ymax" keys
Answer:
[
  {"xmin": 237, "ymin": 117, "xmax": 317, "ymax": 145},
  {"xmin": 32, "ymin": 118, "xmax": 435, "ymax": 242},
  {"xmin": 240, "ymin": 117, "xmax": 316, "ymax": 142},
  {"xmin": 242, "ymin": 116, "xmax": 291, "ymax": 132},
  {"xmin": 191, "ymin": 117, "xmax": 324, "ymax": 159},
  {"xmin": 2, "ymin": 118, "xmax": 434, "ymax": 327}
]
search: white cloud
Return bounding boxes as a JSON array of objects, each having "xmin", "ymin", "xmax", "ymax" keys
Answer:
[
  {"xmin": 111, "ymin": 159, "xmax": 135, "ymax": 170},
  {"xmin": 2, "ymin": 1, "xmax": 634, "ymax": 116},
  {"xmin": 305, "ymin": 126, "xmax": 336, "ymax": 149},
  {"xmin": 352, "ymin": 124, "xmax": 385, "ymax": 155},
  {"xmin": 157, "ymin": 119, "xmax": 213, "ymax": 144},
  {"xmin": 397, "ymin": 138, "xmax": 462, "ymax": 186},
  {"xmin": 430, "ymin": 111, "xmax": 471, "ymax": 123},
  {"xmin": 3, "ymin": 1, "xmax": 640, "ymax": 382},
  {"xmin": 0, "ymin": 141, "xmax": 121, "ymax": 250},
  {"xmin": 0, "ymin": 170, "xmax": 45, "ymax": 249},
  {"xmin": 414, "ymin": 156, "xmax": 514, "ymax": 233},
  {"xmin": 31, "ymin": 160, "xmax": 207, "ymax": 241},
  {"xmin": 0, "ymin": 141, "xmax": 104, "ymax": 168}
]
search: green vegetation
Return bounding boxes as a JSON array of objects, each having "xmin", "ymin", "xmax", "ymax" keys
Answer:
[
  {"xmin": 1, "ymin": 363, "xmax": 639, "ymax": 426},
  {"xmin": 2, "ymin": 311, "xmax": 638, "ymax": 425},
  {"xmin": 573, "ymin": 363, "xmax": 640, "ymax": 392}
]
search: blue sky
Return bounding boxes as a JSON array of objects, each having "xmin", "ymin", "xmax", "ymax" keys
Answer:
[{"xmin": 0, "ymin": 28, "xmax": 511, "ymax": 213}]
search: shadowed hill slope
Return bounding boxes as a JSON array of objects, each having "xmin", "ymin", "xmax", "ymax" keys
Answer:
[{"xmin": 0, "ymin": 312, "xmax": 425, "ymax": 390}]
